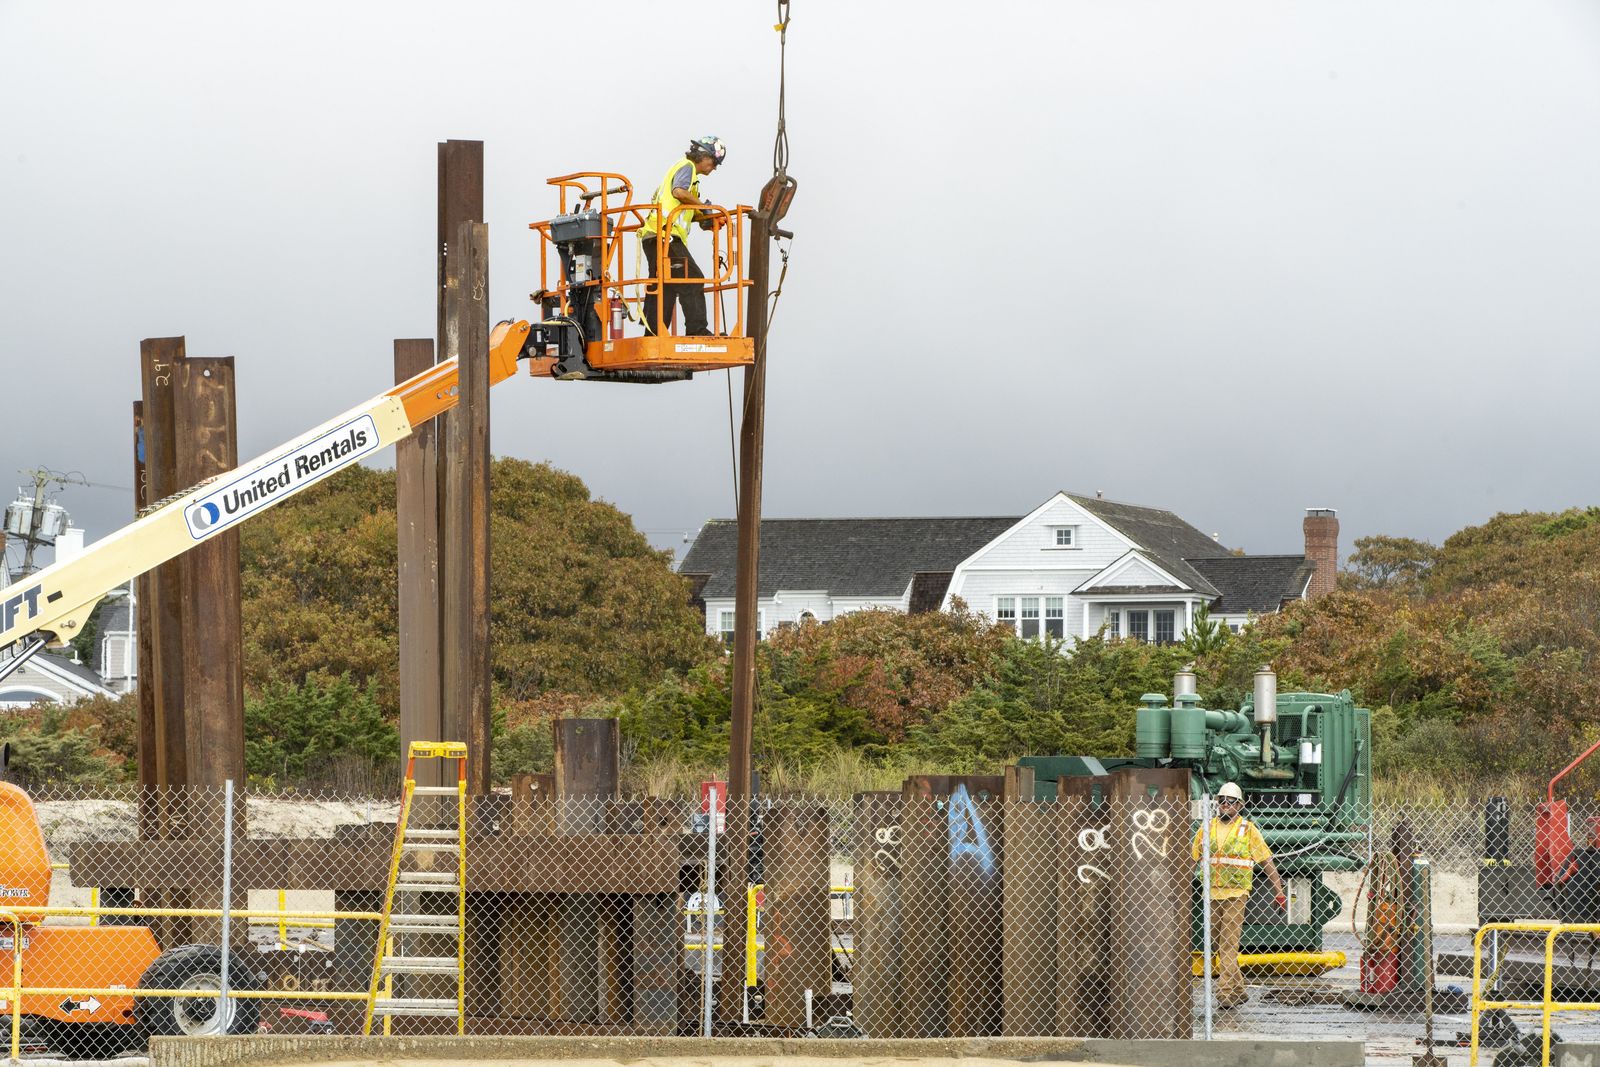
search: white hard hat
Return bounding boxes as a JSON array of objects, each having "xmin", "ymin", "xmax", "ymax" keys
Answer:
[{"xmin": 1217, "ymin": 782, "xmax": 1244, "ymax": 802}]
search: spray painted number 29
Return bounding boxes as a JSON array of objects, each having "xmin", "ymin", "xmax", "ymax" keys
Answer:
[{"xmin": 1130, "ymin": 807, "xmax": 1172, "ymax": 861}]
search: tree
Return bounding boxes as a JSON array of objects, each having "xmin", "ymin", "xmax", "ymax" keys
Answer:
[
  {"xmin": 243, "ymin": 674, "xmax": 397, "ymax": 788},
  {"xmin": 1183, "ymin": 603, "xmax": 1230, "ymax": 656},
  {"xmin": 1342, "ymin": 535, "xmax": 1439, "ymax": 592},
  {"xmin": 237, "ymin": 458, "xmax": 718, "ymax": 712},
  {"xmin": 0, "ymin": 705, "xmax": 126, "ymax": 788}
]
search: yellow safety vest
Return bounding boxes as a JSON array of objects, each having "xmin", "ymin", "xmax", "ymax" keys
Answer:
[
  {"xmin": 640, "ymin": 157, "xmax": 701, "ymax": 241},
  {"xmin": 1200, "ymin": 817, "xmax": 1257, "ymax": 894}
]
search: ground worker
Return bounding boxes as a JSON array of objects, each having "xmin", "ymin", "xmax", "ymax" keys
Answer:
[
  {"xmin": 639, "ymin": 136, "xmax": 726, "ymax": 337},
  {"xmin": 1191, "ymin": 781, "xmax": 1286, "ymax": 1008}
]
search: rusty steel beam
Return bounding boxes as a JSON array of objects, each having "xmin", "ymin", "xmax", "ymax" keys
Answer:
[
  {"xmin": 1056, "ymin": 775, "xmax": 1113, "ymax": 1037},
  {"xmin": 850, "ymin": 791, "xmax": 904, "ymax": 1037},
  {"xmin": 718, "ymin": 206, "xmax": 774, "ymax": 1027},
  {"xmin": 174, "ymin": 357, "xmax": 245, "ymax": 792},
  {"xmin": 1106, "ymin": 767, "xmax": 1192, "ymax": 1039},
  {"xmin": 69, "ymin": 834, "xmax": 684, "ymax": 895},
  {"xmin": 435, "ymin": 138, "xmax": 483, "ymax": 766},
  {"xmin": 138, "ymin": 337, "xmax": 187, "ymax": 789},
  {"xmin": 439, "ymin": 220, "xmax": 493, "ymax": 792},
  {"xmin": 727, "ymin": 210, "xmax": 773, "ymax": 804},
  {"xmin": 132, "ymin": 401, "xmax": 158, "ymax": 800},
  {"xmin": 395, "ymin": 338, "xmax": 443, "ymax": 788}
]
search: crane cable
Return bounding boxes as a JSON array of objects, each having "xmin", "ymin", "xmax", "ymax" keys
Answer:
[
  {"xmin": 765, "ymin": 0, "xmax": 794, "ymax": 337},
  {"xmin": 727, "ymin": 0, "xmax": 796, "ymax": 514}
]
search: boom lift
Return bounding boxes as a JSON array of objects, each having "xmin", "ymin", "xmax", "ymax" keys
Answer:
[
  {"xmin": 527, "ymin": 172, "xmax": 756, "ymax": 382},
  {"xmin": 0, "ymin": 176, "xmax": 764, "ymax": 1054},
  {"xmin": 0, "ymin": 171, "xmax": 757, "ymax": 664}
]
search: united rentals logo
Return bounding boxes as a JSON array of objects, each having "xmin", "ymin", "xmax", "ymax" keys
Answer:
[{"xmin": 184, "ymin": 415, "xmax": 381, "ymax": 540}]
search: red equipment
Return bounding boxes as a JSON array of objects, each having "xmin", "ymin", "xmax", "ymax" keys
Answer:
[{"xmin": 1535, "ymin": 738, "xmax": 1600, "ymax": 887}]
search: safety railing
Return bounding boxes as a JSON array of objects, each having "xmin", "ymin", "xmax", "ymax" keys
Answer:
[
  {"xmin": 0, "ymin": 903, "xmax": 383, "ymax": 1063},
  {"xmin": 531, "ymin": 170, "xmax": 752, "ymax": 342},
  {"xmin": 1470, "ymin": 920, "xmax": 1600, "ymax": 1067},
  {"xmin": 47, "ymin": 862, "xmax": 98, "ymax": 926},
  {"xmin": 270, "ymin": 888, "xmax": 334, "ymax": 950},
  {"xmin": 26, "ymin": 782, "xmax": 1587, "ymax": 1052}
]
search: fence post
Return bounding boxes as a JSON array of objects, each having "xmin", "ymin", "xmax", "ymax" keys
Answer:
[
  {"xmin": 1199, "ymin": 792, "xmax": 1213, "ymax": 1040},
  {"xmin": 219, "ymin": 778, "xmax": 235, "ymax": 1030},
  {"xmin": 702, "ymin": 785, "xmax": 719, "ymax": 1039}
]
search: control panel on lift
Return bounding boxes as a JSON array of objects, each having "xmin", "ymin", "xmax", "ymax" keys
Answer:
[{"xmin": 526, "ymin": 172, "xmax": 756, "ymax": 383}]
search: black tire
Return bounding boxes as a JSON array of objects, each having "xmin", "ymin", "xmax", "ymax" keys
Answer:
[{"xmin": 135, "ymin": 944, "xmax": 260, "ymax": 1037}]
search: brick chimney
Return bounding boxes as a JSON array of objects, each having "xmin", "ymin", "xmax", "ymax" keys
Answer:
[{"xmin": 1303, "ymin": 508, "xmax": 1339, "ymax": 599}]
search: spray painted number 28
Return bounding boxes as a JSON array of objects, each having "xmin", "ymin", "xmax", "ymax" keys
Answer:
[{"xmin": 1130, "ymin": 807, "xmax": 1172, "ymax": 861}]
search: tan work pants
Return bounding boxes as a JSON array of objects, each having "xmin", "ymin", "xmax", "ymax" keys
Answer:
[{"xmin": 1209, "ymin": 894, "xmax": 1248, "ymax": 1005}]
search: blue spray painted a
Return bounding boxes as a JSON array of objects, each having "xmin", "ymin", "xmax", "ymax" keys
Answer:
[{"xmin": 946, "ymin": 784, "xmax": 995, "ymax": 875}]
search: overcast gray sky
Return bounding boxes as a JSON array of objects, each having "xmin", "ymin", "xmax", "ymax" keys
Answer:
[{"xmin": 5, "ymin": 0, "xmax": 1600, "ymax": 573}]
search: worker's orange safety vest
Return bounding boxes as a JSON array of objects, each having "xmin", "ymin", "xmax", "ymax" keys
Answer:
[
  {"xmin": 1201, "ymin": 817, "xmax": 1257, "ymax": 894},
  {"xmin": 641, "ymin": 157, "xmax": 702, "ymax": 242}
]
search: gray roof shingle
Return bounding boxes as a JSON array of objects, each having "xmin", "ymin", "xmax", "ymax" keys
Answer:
[
  {"xmin": 37, "ymin": 651, "xmax": 112, "ymax": 691},
  {"xmin": 679, "ymin": 518, "xmax": 1017, "ymax": 599},
  {"xmin": 1186, "ymin": 555, "xmax": 1315, "ymax": 614},
  {"xmin": 1068, "ymin": 495, "xmax": 1227, "ymax": 596}
]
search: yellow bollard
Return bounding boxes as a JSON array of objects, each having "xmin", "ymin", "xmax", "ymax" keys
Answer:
[{"xmin": 745, "ymin": 883, "xmax": 761, "ymax": 988}]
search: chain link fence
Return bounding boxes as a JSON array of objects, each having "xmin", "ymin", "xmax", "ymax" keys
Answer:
[{"xmin": 12, "ymin": 781, "xmax": 1600, "ymax": 1059}]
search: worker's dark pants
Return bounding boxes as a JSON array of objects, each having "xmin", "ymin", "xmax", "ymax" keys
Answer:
[{"xmin": 642, "ymin": 235, "xmax": 709, "ymax": 336}]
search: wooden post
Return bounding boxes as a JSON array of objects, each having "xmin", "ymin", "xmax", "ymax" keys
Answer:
[
  {"xmin": 440, "ymin": 223, "xmax": 492, "ymax": 795},
  {"xmin": 395, "ymin": 339, "xmax": 442, "ymax": 789},
  {"xmin": 174, "ymin": 357, "xmax": 245, "ymax": 792},
  {"xmin": 138, "ymin": 337, "xmax": 187, "ymax": 791}
]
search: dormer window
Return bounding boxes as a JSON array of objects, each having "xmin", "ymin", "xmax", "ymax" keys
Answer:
[{"xmin": 1051, "ymin": 526, "xmax": 1078, "ymax": 548}]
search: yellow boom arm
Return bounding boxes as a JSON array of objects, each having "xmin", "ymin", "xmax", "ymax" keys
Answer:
[{"xmin": 0, "ymin": 322, "xmax": 530, "ymax": 653}]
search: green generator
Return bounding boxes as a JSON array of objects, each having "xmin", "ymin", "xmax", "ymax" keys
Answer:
[{"xmin": 1018, "ymin": 666, "xmax": 1372, "ymax": 954}]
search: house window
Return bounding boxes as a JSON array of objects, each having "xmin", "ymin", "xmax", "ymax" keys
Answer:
[
  {"xmin": 1019, "ymin": 597, "xmax": 1041, "ymax": 639},
  {"xmin": 1107, "ymin": 610, "xmax": 1120, "ymax": 638},
  {"xmin": 1045, "ymin": 597, "xmax": 1065, "ymax": 639},
  {"xmin": 1127, "ymin": 610, "xmax": 1149, "ymax": 642},
  {"xmin": 996, "ymin": 597, "xmax": 1017, "ymax": 633},
  {"xmin": 1154, "ymin": 609, "xmax": 1176, "ymax": 645},
  {"xmin": 1051, "ymin": 526, "xmax": 1078, "ymax": 548},
  {"xmin": 717, "ymin": 610, "xmax": 763, "ymax": 647}
]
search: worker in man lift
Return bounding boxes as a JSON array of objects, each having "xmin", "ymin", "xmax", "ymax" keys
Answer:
[
  {"xmin": 1191, "ymin": 781, "xmax": 1287, "ymax": 1009},
  {"xmin": 639, "ymin": 136, "xmax": 726, "ymax": 337}
]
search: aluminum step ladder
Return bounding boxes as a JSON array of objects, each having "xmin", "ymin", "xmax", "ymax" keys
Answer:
[{"xmin": 363, "ymin": 741, "xmax": 468, "ymax": 1034}]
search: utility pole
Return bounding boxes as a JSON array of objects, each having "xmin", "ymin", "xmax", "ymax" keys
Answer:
[{"xmin": 5, "ymin": 468, "xmax": 83, "ymax": 577}]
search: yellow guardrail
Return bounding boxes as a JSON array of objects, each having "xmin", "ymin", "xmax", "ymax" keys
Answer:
[
  {"xmin": 47, "ymin": 863, "xmax": 99, "ymax": 927},
  {"xmin": 272, "ymin": 888, "xmax": 335, "ymax": 949},
  {"xmin": 0, "ymin": 904, "xmax": 384, "ymax": 1062},
  {"xmin": 1470, "ymin": 920, "xmax": 1600, "ymax": 1067}
]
